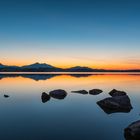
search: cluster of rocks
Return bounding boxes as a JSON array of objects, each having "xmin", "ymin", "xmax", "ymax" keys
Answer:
[
  {"xmin": 3, "ymin": 88, "xmax": 140, "ymax": 139},
  {"xmin": 42, "ymin": 89, "xmax": 133, "ymax": 116},
  {"xmin": 97, "ymin": 89, "xmax": 133, "ymax": 114},
  {"xmin": 41, "ymin": 89, "xmax": 67, "ymax": 103},
  {"xmin": 42, "ymin": 89, "xmax": 103, "ymax": 103},
  {"xmin": 94, "ymin": 89, "xmax": 140, "ymax": 140},
  {"xmin": 71, "ymin": 89, "xmax": 103, "ymax": 95}
]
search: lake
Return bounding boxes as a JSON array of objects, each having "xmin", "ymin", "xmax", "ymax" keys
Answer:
[{"xmin": 0, "ymin": 73, "xmax": 140, "ymax": 140}]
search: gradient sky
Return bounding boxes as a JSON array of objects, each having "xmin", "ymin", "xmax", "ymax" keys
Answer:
[{"xmin": 0, "ymin": 0, "xmax": 140, "ymax": 69}]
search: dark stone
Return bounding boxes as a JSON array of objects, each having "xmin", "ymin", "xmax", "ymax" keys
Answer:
[
  {"xmin": 41, "ymin": 92, "xmax": 50, "ymax": 103},
  {"xmin": 71, "ymin": 90, "xmax": 88, "ymax": 94},
  {"xmin": 109, "ymin": 89, "xmax": 126, "ymax": 97},
  {"xmin": 49, "ymin": 89, "xmax": 67, "ymax": 99},
  {"xmin": 97, "ymin": 95, "xmax": 132, "ymax": 114},
  {"xmin": 4, "ymin": 94, "xmax": 9, "ymax": 98},
  {"xmin": 124, "ymin": 120, "xmax": 140, "ymax": 140},
  {"xmin": 89, "ymin": 89, "xmax": 103, "ymax": 95}
]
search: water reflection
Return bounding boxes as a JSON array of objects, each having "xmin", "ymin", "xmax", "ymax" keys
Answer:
[
  {"xmin": 0, "ymin": 73, "xmax": 139, "ymax": 81},
  {"xmin": 0, "ymin": 73, "xmax": 140, "ymax": 140},
  {"xmin": 0, "ymin": 74, "xmax": 57, "ymax": 81},
  {"xmin": 0, "ymin": 74, "xmax": 92, "ymax": 81}
]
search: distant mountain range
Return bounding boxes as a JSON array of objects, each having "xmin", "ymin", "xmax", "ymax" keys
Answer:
[
  {"xmin": 22, "ymin": 62, "xmax": 54, "ymax": 69},
  {"xmin": 0, "ymin": 62, "xmax": 140, "ymax": 72}
]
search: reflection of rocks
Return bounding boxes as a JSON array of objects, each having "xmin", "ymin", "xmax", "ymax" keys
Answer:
[
  {"xmin": 97, "ymin": 95, "xmax": 132, "ymax": 114},
  {"xmin": 41, "ymin": 92, "xmax": 50, "ymax": 103},
  {"xmin": 71, "ymin": 90, "xmax": 88, "ymax": 94},
  {"xmin": 124, "ymin": 120, "xmax": 140, "ymax": 140},
  {"xmin": 4, "ymin": 94, "xmax": 9, "ymax": 98},
  {"xmin": 89, "ymin": 89, "xmax": 103, "ymax": 95},
  {"xmin": 109, "ymin": 89, "xmax": 126, "ymax": 97},
  {"xmin": 49, "ymin": 89, "xmax": 67, "ymax": 99}
]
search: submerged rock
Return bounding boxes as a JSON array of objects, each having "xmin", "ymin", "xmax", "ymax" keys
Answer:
[
  {"xmin": 89, "ymin": 89, "xmax": 103, "ymax": 95},
  {"xmin": 71, "ymin": 90, "xmax": 88, "ymax": 94},
  {"xmin": 97, "ymin": 95, "xmax": 132, "ymax": 114},
  {"xmin": 49, "ymin": 89, "xmax": 67, "ymax": 99},
  {"xmin": 41, "ymin": 92, "xmax": 50, "ymax": 103},
  {"xmin": 124, "ymin": 120, "xmax": 140, "ymax": 140},
  {"xmin": 4, "ymin": 94, "xmax": 9, "ymax": 98},
  {"xmin": 109, "ymin": 89, "xmax": 126, "ymax": 97}
]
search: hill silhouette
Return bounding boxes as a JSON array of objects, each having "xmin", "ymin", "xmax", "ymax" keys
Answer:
[{"xmin": 0, "ymin": 62, "xmax": 140, "ymax": 72}]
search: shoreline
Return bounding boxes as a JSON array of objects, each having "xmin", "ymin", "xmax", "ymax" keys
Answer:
[{"xmin": 0, "ymin": 72, "xmax": 140, "ymax": 75}]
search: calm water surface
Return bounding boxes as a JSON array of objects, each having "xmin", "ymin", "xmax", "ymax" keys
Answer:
[{"xmin": 0, "ymin": 73, "xmax": 140, "ymax": 140}]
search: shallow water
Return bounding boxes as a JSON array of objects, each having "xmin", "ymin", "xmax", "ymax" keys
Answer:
[{"xmin": 0, "ymin": 73, "xmax": 140, "ymax": 140}]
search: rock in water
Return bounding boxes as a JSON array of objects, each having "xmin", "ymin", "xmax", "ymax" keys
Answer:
[
  {"xmin": 41, "ymin": 92, "xmax": 50, "ymax": 103},
  {"xmin": 109, "ymin": 89, "xmax": 126, "ymax": 97},
  {"xmin": 97, "ymin": 95, "xmax": 132, "ymax": 114},
  {"xmin": 124, "ymin": 120, "xmax": 140, "ymax": 140},
  {"xmin": 49, "ymin": 89, "xmax": 67, "ymax": 99},
  {"xmin": 4, "ymin": 94, "xmax": 9, "ymax": 98},
  {"xmin": 71, "ymin": 90, "xmax": 88, "ymax": 94},
  {"xmin": 89, "ymin": 89, "xmax": 103, "ymax": 95}
]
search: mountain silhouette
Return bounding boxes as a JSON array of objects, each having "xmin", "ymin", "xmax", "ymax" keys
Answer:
[
  {"xmin": 0, "ymin": 62, "xmax": 140, "ymax": 72},
  {"xmin": 22, "ymin": 62, "xmax": 54, "ymax": 69},
  {"xmin": 66, "ymin": 66, "xmax": 94, "ymax": 72}
]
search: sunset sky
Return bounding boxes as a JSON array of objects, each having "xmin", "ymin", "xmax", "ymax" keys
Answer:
[{"xmin": 0, "ymin": 0, "xmax": 140, "ymax": 69}]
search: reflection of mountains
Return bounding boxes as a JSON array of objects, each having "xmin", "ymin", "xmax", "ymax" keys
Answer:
[{"xmin": 0, "ymin": 74, "xmax": 92, "ymax": 81}]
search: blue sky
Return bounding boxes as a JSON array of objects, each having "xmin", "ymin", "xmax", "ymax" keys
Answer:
[{"xmin": 0, "ymin": 0, "xmax": 140, "ymax": 69}]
